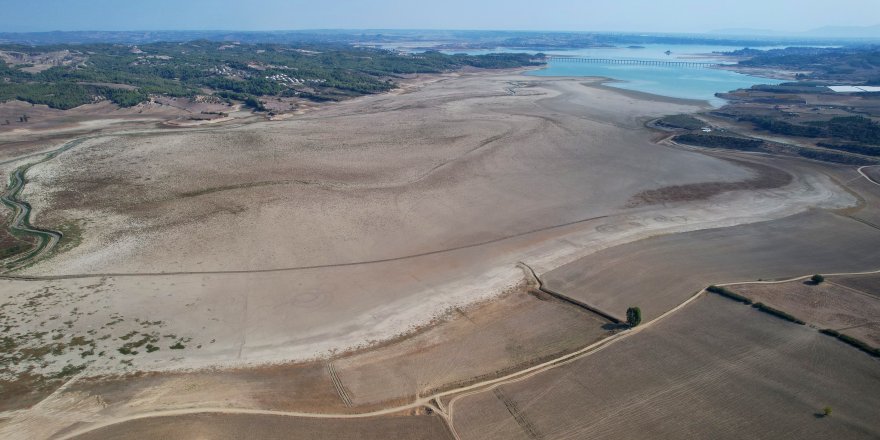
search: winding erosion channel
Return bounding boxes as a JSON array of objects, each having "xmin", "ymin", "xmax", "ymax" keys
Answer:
[
  {"xmin": 1, "ymin": 121, "xmax": 258, "ymax": 273},
  {"xmin": 0, "ymin": 139, "xmax": 83, "ymax": 271}
]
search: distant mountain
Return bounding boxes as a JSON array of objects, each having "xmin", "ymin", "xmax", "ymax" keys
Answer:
[
  {"xmin": 803, "ymin": 24, "xmax": 880, "ymax": 39},
  {"xmin": 711, "ymin": 24, "xmax": 880, "ymax": 40},
  {"xmin": 710, "ymin": 28, "xmax": 781, "ymax": 36}
]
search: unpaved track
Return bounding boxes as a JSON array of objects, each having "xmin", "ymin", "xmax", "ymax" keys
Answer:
[
  {"xmin": 0, "ymin": 213, "xmax": 607, "ymax": 281},
  {"xmin": 51, "ymin": 266, "xmax": 880, "ymax": 440},
  {"xmin": 857, "ymin": 165, "xmax": 880, "ymax": 186}
]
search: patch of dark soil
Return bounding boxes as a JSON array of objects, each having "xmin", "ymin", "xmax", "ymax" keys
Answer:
[
  {"xmin": 626, "ymin": 158, "xmax": 793, "ymax": 207},
  {"xmin": 0, "ymin": 372, "xmax": 65, "ymax": 412}
]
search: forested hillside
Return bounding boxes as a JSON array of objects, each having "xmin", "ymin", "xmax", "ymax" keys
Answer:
[{"xmin": 0, "ymin": 42, "xmax": 542, "ymax": 109}]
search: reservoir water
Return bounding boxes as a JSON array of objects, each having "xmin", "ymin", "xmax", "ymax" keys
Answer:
[
  {"xmin": 429, "ymin": 44, "xmax": 783, "ymax": 106},
  {"xmin": 525, "ymin": 45, "xmax": 781, "ymax": 106},
  {"xmin": 528, "ymin": 60, "xmax": 780, "ymax": 107}
]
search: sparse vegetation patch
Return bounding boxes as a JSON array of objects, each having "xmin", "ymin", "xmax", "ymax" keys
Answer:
[
  {"xmin": 819, "ymin": 329, "xmax": 880, "ymax": 358},
  {"xmin": 707, "ymin": 285, "xmax": 753, "ymax": 304},
  {"xmin": 751, "ymin": 302, "xmax": 806, "ymax": 325},
  {"xmin": 656, "ymin": 114, "xmax": 705, "ymax": 130}
]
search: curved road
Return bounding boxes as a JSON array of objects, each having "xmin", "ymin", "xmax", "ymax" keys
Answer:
[{"xmin": 857, "ymin": 165, "xmax": 880, "ymax": 186}]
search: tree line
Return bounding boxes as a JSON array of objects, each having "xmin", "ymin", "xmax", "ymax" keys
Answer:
[{"xmin": 0, "ymin": 42, "xmax": 542, "ymax": 110}]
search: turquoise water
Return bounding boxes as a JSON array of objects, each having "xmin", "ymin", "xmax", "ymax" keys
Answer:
[
  {"xmin": 380, "ymin": 42, "xmax": 785, "ymax": 105},
  {"xmin": 420, "ymin": 44, "xmax": 783, "ymax": 106},
  {"xmin": 528, "ymin": 61, "xmax": 780, "ymax": 107},
  {"xmin": 438, "ymin": 44, "xmax": 758, "ymax": 61}
]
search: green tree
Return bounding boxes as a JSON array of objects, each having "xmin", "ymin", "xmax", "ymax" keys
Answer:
[
  {"xmin": 626, "ymin": 307, "xmax": 642, "ymax": 327},
  {"xmin": 244, "ymin": 95, "xmax": 266, "ymax": 112},
  {"xmin": 823, "ymin": 406, "xmax": 833, "ymax": 417},
  {"xmin": 811, "ymin": 274, "xmax": 825, "ymax": 285}
]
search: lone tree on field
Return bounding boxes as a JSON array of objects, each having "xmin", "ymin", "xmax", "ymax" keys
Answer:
[
  {"xmin": 823, "ymin": 406, "xmax": 833, "ymax": 417},
  {"xmin": 626, "ymin": 306, "xmax": 642, "ymax": 327},
  {"xmin": 811, "ymin": 274, "xmax": 825, "ymax": 285}
]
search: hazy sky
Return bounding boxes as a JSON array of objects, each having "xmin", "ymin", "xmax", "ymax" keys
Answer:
[{"xmin": 1, "ymin": 0, "xmax": 878, "ymax": 33}]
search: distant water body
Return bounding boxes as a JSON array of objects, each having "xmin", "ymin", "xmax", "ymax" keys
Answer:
[
  {"xmin": 437, "ymin": 44, "xmax": 783, "ymax": 106},
  {"xmin": 529, "ymin": 61, "xmax": 781, "ymax": 107}
]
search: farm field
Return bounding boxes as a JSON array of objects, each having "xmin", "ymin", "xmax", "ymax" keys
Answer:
[
  {"xmin": 831, "ymin": 273, "xmax": 880, "ymax": 299},
  {"xmin": 450, "ymin": 294, "xmax": 880, "ymax": 440},
  {"xmin": 728, "ymin": 274, "xmax": 880, "ymax": 347},
  {"xmin": 542, "ymin": 209, "xmax": 880, "ymax": 322},
  {"xmin": 333, "ymin": 286, "xmax": 612, "ymax": 406}
]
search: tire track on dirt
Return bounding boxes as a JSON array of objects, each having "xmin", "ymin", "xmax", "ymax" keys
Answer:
[
  {"xmin": 493, "ymin": 388, "xmax": 542, "ymax": 439},
  {"xmin": 857, "ymin": 165, "xmax": 880, "ymax": 186},
  {"xmin": 0, "ymin": 214, "xmax": 610, "ymax": 281},
  {"xmin": 328, "ymin": 362, "xmax": 354, "ymax": 407}
]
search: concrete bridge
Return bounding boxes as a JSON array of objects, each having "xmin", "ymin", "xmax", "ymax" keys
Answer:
[{"xmin": 547, "ymin": 56, "xmax": 718, "ymax": 68}]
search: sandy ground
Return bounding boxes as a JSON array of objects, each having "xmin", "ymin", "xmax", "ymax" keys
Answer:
[
  {"xmin": 0, "ymin": 285, "xmax": 613, "ymax": 438},
  {"xmin": 0, "ymin": 73, "xmax": 861, "ymax": 383},
  {"xmin": 0, "ymin": 99, "xmax": 254, "ymax": 165},
  {"xmin": 66, "ymin": 413, "xmax": 452, "ymax": 440},
  {"xmin": 451, "ymin": 294, "xmax": 880, "ymax": 439},
  {"xmin": 333, "ymin": 285, "xmax": 612, "ymax": 405},
  {"xmin": 1, "ymin": 69, "xmax": 878, "ymax": 440},
  {"xmin": 21, "ymin": 75, "xmax": 748, "ymax": 275}
]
